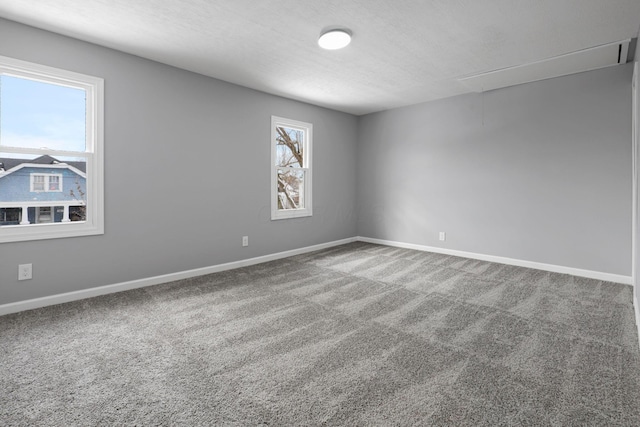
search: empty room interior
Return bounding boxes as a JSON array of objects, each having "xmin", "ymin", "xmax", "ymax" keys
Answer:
[{"xmin": 2, "ymin": 1, "xmax": 640, "ymax": 425}]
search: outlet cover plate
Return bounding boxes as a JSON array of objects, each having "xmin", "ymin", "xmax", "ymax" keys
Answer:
[{"xmin": 18, "ymin": 263, "xmax": 32, "ymax": 281}]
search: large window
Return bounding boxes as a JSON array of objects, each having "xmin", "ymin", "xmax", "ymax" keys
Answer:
[
  {"xmin": 0, "ymin": 55, "xmax": 104, "ymax": 243},
  {"xmin": 271, "ymin": 116, "xmax": 312, "ymax": 220}
]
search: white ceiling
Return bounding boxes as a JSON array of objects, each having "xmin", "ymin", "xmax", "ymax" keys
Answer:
[{"xmin": 0, "ymin": 0, "xmax": 638, "ymax": 115}]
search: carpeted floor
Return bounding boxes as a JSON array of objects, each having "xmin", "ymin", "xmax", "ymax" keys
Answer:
[{"xmin": 1, "ymin": 242, "xmax": 640, "ymax": 426}]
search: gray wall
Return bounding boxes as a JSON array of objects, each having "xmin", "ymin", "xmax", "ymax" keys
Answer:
[
  {"xmin": 0, "ymin": 17, "xmax": 635, "ymax": 307},
  {"xmin": 0, "ymin": 19, "xmax": 358, "ymax": 305},
  {"xmin": 634, "ymin": 30, "xmax": 640, "ymax": 311},
  {"xmin": 357, "ymin": 64, "xmax": 633, "ymax": 276}
]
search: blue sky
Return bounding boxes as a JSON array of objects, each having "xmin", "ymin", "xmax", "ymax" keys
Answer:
[{"xmin": 1, "ymin": 75, "xmax": 86, "ymax": 153}]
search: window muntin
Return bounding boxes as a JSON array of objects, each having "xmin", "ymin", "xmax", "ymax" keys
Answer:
[
  {"xmin": 0, "ymin": 55, "xmax": 103, "ymax": 243},
  {"xmin": 271, "ymin": 116, "xmax": 312, "ymax": 220}
]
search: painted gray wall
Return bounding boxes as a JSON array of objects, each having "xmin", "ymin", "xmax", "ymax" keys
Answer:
[
  {"xmin": 357, "ymin": 64, "xmax": 633, "ymax": 276},
  {"xmin": 0, "ymin": 19, "xmax": 358, "ymax": 304},
  {"xmin": 634, "ymin": 29, "xmax": 640, "ymax": 316},
  {"xmin": 0, "ymin": 17, "xmax": 635, "ymax": 307}
]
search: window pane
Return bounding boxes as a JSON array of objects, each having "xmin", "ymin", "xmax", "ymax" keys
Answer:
[
  {"xmin": 0, "ymin": 74, "xmax": 86, "ymax": 152},
  {"xmin": 277, "ymin": 169, "xmax": 304, "ymax": 210},
  {"xmin": 275, "ymin": 126, "xmax": 304, "ymax": 167},
  {"xmin": 69, "ymin": 205, "xmax": 86, "ymax": 222},
  {"xmin": 32, "ymin": 175, "xmax": 45, "ymax": 192},
  {"xmin": 0, "ymin": 207, "xmax": 20, "ymax": 224},
  {"xmin": 37, "ymin": 206, "xmax": 52, "ymax": 223},
  {"xmin": 0, "ymin": 152, "xmax": 87, "ymax": 226},
  {"xmin": 49, "ymin": 175, "xmax": 60, "ymax": 191}
]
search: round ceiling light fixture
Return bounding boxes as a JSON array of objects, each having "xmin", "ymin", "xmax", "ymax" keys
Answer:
[{"xmin": 318, "ymin": 29, "xmax": 352, "ymax": 50}]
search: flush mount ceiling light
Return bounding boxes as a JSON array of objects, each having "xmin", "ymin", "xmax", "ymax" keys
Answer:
[{"xmin": 318, "ymin": 29, "xmax": 352, "ymax": 50}]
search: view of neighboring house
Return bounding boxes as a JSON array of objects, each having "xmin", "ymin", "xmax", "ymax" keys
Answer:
[{"xmin": 0, "ymin": 155, "xmax": 86, "ymax": 226}]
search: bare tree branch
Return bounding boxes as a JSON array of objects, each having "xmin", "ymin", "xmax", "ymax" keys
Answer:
[
  {"xmin": 277, "ymin": 174, "xmax": 298, "ymax": 209},
  {"xmin": 276, "ymin": 127, "xmax": 303, "ymax": 167}
]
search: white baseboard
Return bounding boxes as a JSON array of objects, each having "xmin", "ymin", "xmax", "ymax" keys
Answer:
[
  {"xmin": 1, "ymin": 235, "xmax": 633, "ymax": 317},
  {"xmin": 635, "ymin": 285, "xmax": 640, "ymax": 348},
  {"xmin": 0, "ymin": 237, "xmax": 357, "ymax": 316},
  {"xmin": 356, "ymin": 236, "xmax": 632, "ymax": 285}
]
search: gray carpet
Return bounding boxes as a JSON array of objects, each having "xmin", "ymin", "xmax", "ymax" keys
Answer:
[{"xmin": 1, "ymin": 242, "xmax": 640, "ymax": 426}]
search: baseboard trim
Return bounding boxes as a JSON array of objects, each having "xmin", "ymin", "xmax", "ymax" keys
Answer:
[
  {"xmin": 634, "ymin": 285, "xmax": 640, "ymax": 349},
  {"xmin": 356, "ymin": 236, "xmax": 632, "ymax": 285},
  {"xmin": 2, "ymin": 235, "xmax": 632, "ymax": 317},
  {"xmin": 0, "ymin": 237, "xmax": 357, "ymax": 316}
]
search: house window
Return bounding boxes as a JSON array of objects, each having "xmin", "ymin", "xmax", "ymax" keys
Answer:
[
  {"xmin": 0, "ymin": 207, "xmax": 20, "ymax": 225},
  {"xmin": 49, "ymin": 175, "xmax": 60, "ymax": 191},
  {"xmin": 0, "ymin": 55, "xmax": 104, "ymax": 243},
  {"xmin": 30, "ymin": 174, "xmax": 62, "ymax": 192},
  {"xmin": 271, "ymin": 116, "xmax": 313, "ymax": 220},
  {"xmin": 36, "ymin": 206, "xmax": 52, "ymax": 223},
  {"xmin": 32, "ymin": 175, "xmax": 45, "ymax": 191}
]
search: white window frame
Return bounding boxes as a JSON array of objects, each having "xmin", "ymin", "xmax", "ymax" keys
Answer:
[
  {"xmin": 271, "ymin": 116, "xmax": 313, "ymax": 220},
  {"xmin": 0, "ymin": 55, "xmax": 104, "ymax": 243},
  {"xmin": 30, "ymin": 173, "xmax": 63, "ymax": 193}
]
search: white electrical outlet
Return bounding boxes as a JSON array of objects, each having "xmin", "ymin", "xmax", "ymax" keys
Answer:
[
  {"xmin": 18, "ymin": 263, "xmax": 32, "ymax": 281},
  {"xmin": 439, "ymin": 232, "xmax": 446, "ymax": 241},
  {"xmin": 242, "ymin": 236, "xmax": 249, "ymax": 247}
]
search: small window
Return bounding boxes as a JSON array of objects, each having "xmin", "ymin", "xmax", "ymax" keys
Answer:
[
  {"xmin": 49, "ymin": 175, "xmax": 60, "ymax": 191},
  {"xmin": 0, "ymin": 207, "xmax": 20, "ymax": 225},
  {"xmin": 30, "ymin": 173, "xmax": 62, "ymax": 192},
  {"xmin": 271, "ymin": 116, "xmax": 312, "ymax": 220},
  {"xmin": 0, "ymin": 55, "xmax": 104, "ymax": 243},
  {"xmin": 32, "ymin": 175, "xmax": 45, "ymax": 192}
]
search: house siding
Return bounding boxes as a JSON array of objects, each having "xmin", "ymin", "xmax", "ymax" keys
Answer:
[{"xmin": 0, "ymin": 166, "xmax": 86, "ymax": 203}]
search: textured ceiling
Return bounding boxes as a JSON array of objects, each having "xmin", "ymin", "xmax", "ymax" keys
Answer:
[{"xmin": 0, "ymin": 0, "xmax": 638, "ymax": 115}]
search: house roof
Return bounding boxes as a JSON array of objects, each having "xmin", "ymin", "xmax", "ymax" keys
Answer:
[{"xmin": 0, "ymin": 155, "xmax": 86, "ymax": 173}]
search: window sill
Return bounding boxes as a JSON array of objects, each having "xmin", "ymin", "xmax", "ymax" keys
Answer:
[
  {"xmin": 0, "ymin": 222, "xmax": 104, "ymax": 243},
  {"xmin": 271, "ymin": 208, "xmax": 312, "ymax": 221}
]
